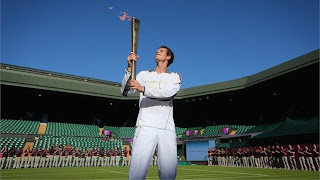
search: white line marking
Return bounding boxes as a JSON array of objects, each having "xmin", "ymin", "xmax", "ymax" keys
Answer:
[
  {"xmin": 177, "ymin": 168, "xmax": 270, "ymax": 177},
  {"xmin": 100, "ymin": 169, "xmax": 128, "ymax": 175}
]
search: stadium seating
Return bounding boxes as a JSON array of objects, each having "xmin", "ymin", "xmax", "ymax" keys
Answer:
[
  {"xmin": 104, "ymin": 126, "xmax": 120, "ymax": 137},
  {"xmin": 175, "ymin": 127, "xmax": 187, "ymax": 136},
  {"xmin": 0, "ymin": 137, "xmax": 26, "ymax": 150},
  {"xmin": 201, "ymin": 125, "xmax": 223, "ymax": 136},
  {"xmin": 245, "ymin": 122, "xmax": 282, "ymax": 133},
  {"xmin": 46, "ymin": 122, "xmax": 99, "ymax": 137},
  {"xmin": 187, "ymin": 127, "xmax": 202, "ymax": 131},
  {"xmin": 0, "ymin": 119, "xmax": 40, "ymax": 134},
  {"xmin": 33, "ymin": 135, "xmax": 122, "ymax": 151},
  {"xmin": 118, "ymin": 127, "xmax": 135, "ymax": 138}
]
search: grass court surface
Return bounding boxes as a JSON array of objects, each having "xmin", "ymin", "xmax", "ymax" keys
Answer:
[{"xmin": 1, "ymin": 165, "xmax": 319, "ymax": 179}]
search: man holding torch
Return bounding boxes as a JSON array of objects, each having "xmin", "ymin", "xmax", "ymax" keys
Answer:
[{"xmin": 121, "ymin": 45, "xmax": 181, "ymax": 179}]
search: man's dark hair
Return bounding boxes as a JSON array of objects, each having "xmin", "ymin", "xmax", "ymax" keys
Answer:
[{"xmin": 159, "ymin": 46, "xmax": 174, "ymax": 67}]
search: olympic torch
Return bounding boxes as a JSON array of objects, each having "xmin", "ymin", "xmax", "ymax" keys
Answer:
[{"xmin": 131, "ymin": 17, "xmax": 140, "ymax": 80}]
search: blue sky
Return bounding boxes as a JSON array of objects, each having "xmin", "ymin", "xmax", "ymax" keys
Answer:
[{"xmin": 1, "ymin": 0, "xmax": 319, "ymax": 88}]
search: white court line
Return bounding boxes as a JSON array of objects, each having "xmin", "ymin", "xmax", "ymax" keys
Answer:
[
  {"xmin": 0, "ymin": 172, "xmax": 81, "ymax": 178},
  {"xmin": 177, "ymin": 173, "xmax": 267, "ymax": 179},
  {"xmin": 100, "ymin": 169, "xmax": 128, "ymax": 175},
  {"xmin": 177, "ymin": 168, "xmax": 270, "ymax": 177}
]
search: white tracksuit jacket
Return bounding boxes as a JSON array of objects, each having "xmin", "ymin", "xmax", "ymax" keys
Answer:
[{"xmin": 121, "ymin": 69, "xmax": 181, "ymax": 131}]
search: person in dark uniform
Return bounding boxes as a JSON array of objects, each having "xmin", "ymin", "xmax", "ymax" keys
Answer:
[
  {"xmin": 305, "ymin": 146, "xmax": 316, "ymax": 171},
  {"xmin": 153, "ymin": 150, "xmax": 158, "ymax": 166},
  {"xmin": 34, "ymin": 147, "xmax": 42, "ymax": 168},
  {"xmin": 53, "ymin": 147, "xmax": 60, "ymax": 168},
  {"xmin": 245, "ymin": 148, "xmax": 251, "ymax": 167},
  {"xmin": 6, "ymin": 146, "xmax": 16, "ymax": 169},
  {"xmin": 115, "ymin": 147, "xmax": 121, "ymax": 166},
  {"xmin": 39, "ymin": 147, "xmax": 48, "ymax": 168},
  {"xmin": 86, "ymin": 148, "xmax": 92, "ymax": 167},
  {"xmin": 266, "ymin": 146, "xmax": 272, "ymax": 169},
  {"xmin": 122, "ymin": 147, "xmax": 129, "ymax": 166},
  {"xmin": 105, "ymin": 148, "xmax": 111, "ymax": 166},
  {"xmin": 297, "ymin": 145, "xmax": 307, "ymax": 170},
  {"xmin": 1, "ymin": 146, "xmax": 8, "ymax": 169},
  {"xmin": 20, "ymin": 146, "xmax": 30, "ymax": 168},
  {"xmin": 110, "ymin": 148, "xmax": 116, "ymax": 166},
  {"xmin": 97, "ymin": 148, "xmax": 105, "ymax": 167},
  {"xmin": 66, "ymin": 145, "xmax": 73, "ymax": 167},
  {"xmin": 275, "ymin": 145, "xmax": 282, "ymax": 169},
  {"xmin": 249, "ymin": 148, "xmax": 255, "ymax": 168},
  {"xmin": 72, "ymin": 147, "xmax": 80, "ymax": 167},
  {"xmin": 236, "ymin": 149, "xmax": 242, "ymax": 167},
  {"xmin": 92, "ymin": 146, "xmax": 98, "ymax": 167},
  {"xmin": 262, "ymin": 147, "xmax": 268, "ymax": 168},
  {"xmin": 254, "ymin": 147, "xmax": 261, "ymax": 168},
  {"xmin": 312, "ymin": 144, "xmax": 319, "ymax": 170},
  {"xmin": 288, "ymin": 144, "xmax": 297, "ymax": 170},
  {"xmin": 213, "ymin": 148, "xmax": 218, "ymax": 166},
  {"xmin": 46, "ymin": 146, "xmax": 55, "ymax": 168},
  {"xmin": 207, "ymin": 148, "xmax": 211, "ymax": 166},
  {"xmin": 59, "ymin": 146, "xmax": 67, "ymax": 168},
  {"xmin": 80, "ymin": 149, "xmax": 86, "ymax": 167},
  {"xmin": 13, "ymin": 147, "xmax": 23, "ymax": 169},
  {"xmin": 277, "ymin": 145, "xmax": 284, "ymax": 169},
  {"xmin": 29, "ymin": 148, "xmax": 37, "ymax": 168},
  {"xmin": 258, "ymin": 146, "xmax": 264, "ymax": 168}
]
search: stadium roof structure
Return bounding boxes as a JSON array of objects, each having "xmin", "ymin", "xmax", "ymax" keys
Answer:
[
  {"xmin": 1, "ymin": 49, "xmax": 319, "ymax": 100},
  {"xmin": 253, "ymin": 117, "xmax": 319, "ymax": 139}
]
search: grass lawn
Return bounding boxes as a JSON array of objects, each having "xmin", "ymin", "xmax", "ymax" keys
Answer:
[{"xmin": 1, "ymin": 165, "xmax": 319, "ymax": 179}]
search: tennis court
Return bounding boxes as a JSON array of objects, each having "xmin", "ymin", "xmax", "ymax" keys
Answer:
[{"xmin": 1, "ymin": 165, "xmax": 319, "ymax": 179}]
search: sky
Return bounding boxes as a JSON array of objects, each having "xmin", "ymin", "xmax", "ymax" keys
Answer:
[{"xmin": 1, "ymin": 0, "xmax": 319, "ymax": 89}]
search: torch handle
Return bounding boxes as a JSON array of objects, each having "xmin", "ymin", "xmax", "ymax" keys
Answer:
[
  {"xmin": 131, "ymin": 17, "xmax": 140, "ymax": 80},
  {"xmin": 131, "ymin": 61, "xmax": 136, "ymax": 80}
]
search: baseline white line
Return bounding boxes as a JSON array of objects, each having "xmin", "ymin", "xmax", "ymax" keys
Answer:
[
  {"xmin": 0, "ymin": 172, "xmax": 81, "ymax": 177},
  {"xmin": 177, "ymin": 168, "xmax": 269, "ymax": 177},
  {"xmin": 100, "ymin": 169, "xmax": 128, "ymax": 175}
]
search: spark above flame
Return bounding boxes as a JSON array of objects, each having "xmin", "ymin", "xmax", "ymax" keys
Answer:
[{"xmin": 108, "ymin": 6, "xmax": 113, "ymax": 10}]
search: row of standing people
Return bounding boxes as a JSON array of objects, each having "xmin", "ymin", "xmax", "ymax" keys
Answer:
[
  {"xmin": 207, "ymin": 144, "xmax": 319, "ymax": 171},
  {"xmin": 0, "ymin": 145, "xmax": 132, "ymax": 169}
]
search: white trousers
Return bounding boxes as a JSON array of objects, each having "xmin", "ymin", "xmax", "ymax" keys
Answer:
[
  {"xmin": 85, "ymin": 157, "xmax": 91, "ymax": 167},
  {"xmin": 53, "ymin": 156, "xmax": 59, "ymax": 167},
  {"xmin": 105, "ymin": 157, "xmax": 110, "ymax": 166},
  {"xmin": 13, "ymin": 157, "xmax": 21, "ymax": 169},
  {"xmin": 110, "ymin": 156, "xmax": 115, "ymax": 166},
  {"xmin": 122, "ymin": 156, "xmax": 129, "ymax": 166},
  {"xmin": 72, "ymin": 157, "xmax": 79, "ymax": 167},
  {"xmin": 66, "ymin": 155, "xmax": 73, "ymax": 167},
  {"xmin": 80, "ymin": 158, "xmax": 85, "ymax": 167},
  {"xmin": 28, "ymin": 157, "xmax": 35, "ymax": 168},
  {"xmin": 46, "ymin": 155, "xmax": 53, "ymax": 168},
  {"xmin": 97, "ymin": 157, "xmax": 104, "ymax": 167},
  {"xmin": 20, "ymin": 156, "xmax": 29, "ymax": 168},
  {"xmin": 91, "ymin": 156, "xmax": 98, "ymax": 167},
  {"xmin": 115, "ymin": 156, "xmax": 120, "ymax": 166},
  {"xmin": 5, "ymin": 157, "xmax": 13, "ymax": 169},
  {"xmin": 39, "ymin": 157, "xmax": 46, "ymax": 168},
  {"xmin": 129, "ymin": 126, "xmax": 177, "ymax": 180}
]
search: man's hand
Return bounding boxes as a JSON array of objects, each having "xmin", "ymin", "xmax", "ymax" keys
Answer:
[
  {"xmin": 130, "ymin": 79, "xmax": 144, "ymax": 92},
  {"xmin": 127, "ymin": 52, "xmax": 139, "ymax": 72}
]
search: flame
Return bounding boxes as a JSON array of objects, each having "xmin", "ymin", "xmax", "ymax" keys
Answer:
[{"xmin": 119, "ymin": 12, "xmax": 132, "ymax": 21}]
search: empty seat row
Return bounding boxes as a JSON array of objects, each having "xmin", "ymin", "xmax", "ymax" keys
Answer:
[
  {"xmin": 46, "ymin": 122, "xmax": 99, "ymax": 137},
  {"xmin": 0, "ymin": 137, "xmax": 26, "ymax": 150},
  {"xmin": 33, "ymin": 136, "xmax": 122, "ymax": 151},
  {"xmin": 0, "ymin": 119, "xmax": 40, "ymax": 134}
]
